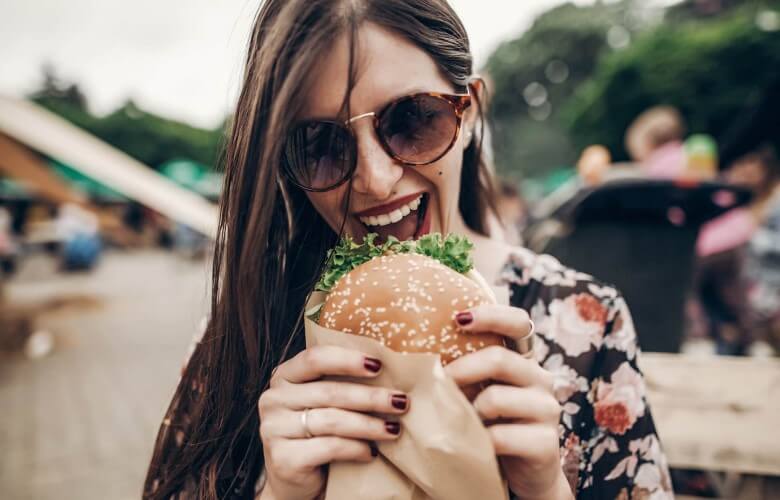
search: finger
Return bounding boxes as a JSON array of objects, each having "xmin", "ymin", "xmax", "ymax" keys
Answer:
[
  {"xmin": 272, "ymin": 345, "xmax": 383, "ymax": 385},
  {"xmin": 263, "ymin": 408, "xmax": 402, "ymax": 440},
  {"xmin": 445, "ymin": 346, "xmax": 552, "ymax": 389},
  {"xmin": 456, "ymin": 304, "xmax": 532, "ymax": 339},
  {"xmin": 259, "ymin": 381, "xmax": 410, "ymax": 414},
  {"xmin": 488, "ymin": 423, "xmax": 559, "ymax": 460},
  {"xmin": 269, "ymin": 437, "xmax": 374, "ymax": 473},
  {"xmin": 473, "ymin": 385, "xmax": 561, "ymax": 423}
]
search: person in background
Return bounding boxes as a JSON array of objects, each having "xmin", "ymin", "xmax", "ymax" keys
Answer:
[
  {"xmin": 690, "ymin": 145, "xmax": 780, "ymax": 356},
  {"xmin": 0, "ymin": 207, "xmax": 18, "ymax": 276},
  {"xmin": 576, "ymin": 145, "xmax": 612, "ymax": 185},
  {"xmin": 738, "ymin": 146, "xmax": 780, "ymax": 354},
  {"xmin": 625, "ymin": 106, "xmax": 688, "ymax": 179},
  {"xmin": 55, "ymin": 203, "xmax": 102, "ymax": 271}
]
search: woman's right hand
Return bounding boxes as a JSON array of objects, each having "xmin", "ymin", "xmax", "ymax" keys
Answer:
[{"xmin": 258, "ymin": 345, "xmax": 410, "ymax": 500}]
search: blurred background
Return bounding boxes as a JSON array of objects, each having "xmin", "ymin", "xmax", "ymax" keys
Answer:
[{"xmin": 1, "ymin": 0, "xmax": 779, "ymax": 498}]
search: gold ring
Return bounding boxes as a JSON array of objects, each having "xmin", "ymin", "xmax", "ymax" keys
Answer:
[
  {"xmin": 516, "ymin": 319, "xmax": 535, "ymax": 358},
  {"xmin": 301, "ymin": 408, "xmax": 314, "ymax": 439}
]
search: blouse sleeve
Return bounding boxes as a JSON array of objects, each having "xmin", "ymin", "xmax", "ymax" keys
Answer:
[
  {"xmin": 498, "ymin": 249, "xmax": 674, "ymax": 499},
  {"xmin": 576, "ymin": 294, "xmax": 674, "ymax": 499}
]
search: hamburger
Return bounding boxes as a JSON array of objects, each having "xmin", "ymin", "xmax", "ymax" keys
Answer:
[{"xmin": 312, "ymin": 233, "xmax": 504, "ymax": 370}]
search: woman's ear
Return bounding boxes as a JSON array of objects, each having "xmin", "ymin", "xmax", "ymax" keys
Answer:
[{"xmin": 463, "ymin": 76, "xmax": 488, "ymax": 149}]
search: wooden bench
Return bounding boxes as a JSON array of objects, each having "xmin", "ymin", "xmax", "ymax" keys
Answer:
[{"xmin": 642, "ymin": 353, "xmax": 780, "ymax": 499}]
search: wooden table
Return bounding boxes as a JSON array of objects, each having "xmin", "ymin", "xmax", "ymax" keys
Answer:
[{"xmin": 642, "ymin": 353, "xmax": 780, "ymax": 498}]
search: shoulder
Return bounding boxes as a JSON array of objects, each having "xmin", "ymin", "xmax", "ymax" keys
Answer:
[{"xmin": 497, "ymin": 246, "xmax": 635, "ymax": 360}]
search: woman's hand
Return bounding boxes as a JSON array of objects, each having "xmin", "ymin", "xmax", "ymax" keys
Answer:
[
  {"xmin": 446, "ymin": 305, "xmax": 573, "ymax": 500},
  {"xmin": 258, "ymin": 346, "xmax": 410, "ymax": 500}
]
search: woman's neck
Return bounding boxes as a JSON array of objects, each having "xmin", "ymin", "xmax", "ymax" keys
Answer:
[{"xmin": 448, "ymin": 211, "xmax": 515, "ymax": 304}]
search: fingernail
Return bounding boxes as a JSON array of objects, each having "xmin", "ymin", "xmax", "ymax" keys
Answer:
[
  {"xmin": 364, "ymin": 357, "xmax": 382, "ymax": 373},
  {"xmin": 370, "ymin": 443, "xmax": 378, "ymax": 457},
  {"xmin": 391, "ymin": 394, "xmax": 408, "ymax": 410},
  {"xmin": 385, "ymin": 421, "xmax": 401, "ymax": 435},
  {"xmin": 456, "ymin": 311, "xmax": 473, "ymax": 326}
]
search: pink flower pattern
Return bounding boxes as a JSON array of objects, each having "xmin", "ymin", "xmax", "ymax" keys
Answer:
[{"xmin": 500, "ymin": 250, "xmax": 673, "ymax": 499}]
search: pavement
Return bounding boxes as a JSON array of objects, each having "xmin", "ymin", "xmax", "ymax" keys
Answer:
[{"xmin": 0, "ymin": 250, "xmax": 211, "ymax": 500}]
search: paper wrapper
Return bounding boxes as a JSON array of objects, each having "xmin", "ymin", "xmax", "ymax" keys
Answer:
[{"xmin": 305, "ymin": 291, "xmax": 508, "ymax": 500}]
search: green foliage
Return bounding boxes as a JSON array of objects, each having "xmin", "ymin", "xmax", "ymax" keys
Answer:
[
  {"xmin": 564, "ymin": 7, "xmax": 780, "ymax": 161},
  {"xmin": 315, "ymin": 233, "xmax": 474, "ymax": 292},
  {"xmin": 485, "ymin": 1, "xmax": 650, "ymax": 180},
  {"xmin": 28, "ymin": 66, "xmax": 226, "ymax": 170},
  {"xmin": 94, "ymin": 101, "xmax": 224, "ymax": 170}
]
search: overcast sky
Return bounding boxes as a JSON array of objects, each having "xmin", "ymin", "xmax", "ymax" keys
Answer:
[{"xmin": 2, "ymin": 0, "xmax": 612, "ymax": 128}]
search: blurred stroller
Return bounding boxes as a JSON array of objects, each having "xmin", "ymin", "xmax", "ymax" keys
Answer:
[{"xmin": 525, "ymin": 176, "xmax": 751, "ymax": 353}]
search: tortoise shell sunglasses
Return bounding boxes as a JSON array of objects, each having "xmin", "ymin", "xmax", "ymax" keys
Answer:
[{"xmin": 282, "ymin": 90, "xmax": 472, "ymax": 192}]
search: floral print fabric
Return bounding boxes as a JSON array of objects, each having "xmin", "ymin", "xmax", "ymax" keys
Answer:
[{"xmin": 499, "ymin": 248, "xmax": 673, "ymax": 499}]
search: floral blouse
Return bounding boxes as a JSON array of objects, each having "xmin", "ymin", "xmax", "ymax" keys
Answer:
[
  {"xmin": 153, "ymin": 247, "xmax": 673, "ymax": 499},
  {"xmin": 499, "ymin": 247, "xmax": 673, "ymax": 499}
]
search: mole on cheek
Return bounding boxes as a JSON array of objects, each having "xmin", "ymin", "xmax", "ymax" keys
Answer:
[{"xmin": 438, "ymin": 171, "xmax": 443, "ymax": 176}]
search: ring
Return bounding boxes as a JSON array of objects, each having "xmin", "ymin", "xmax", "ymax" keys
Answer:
[
  {"xmin": 515, "ymin": 319, "xmax": 535, "ymax": 359},
  {"xmin": 301, "ymin": 408, "xmax": 314, "ymax": 439}
]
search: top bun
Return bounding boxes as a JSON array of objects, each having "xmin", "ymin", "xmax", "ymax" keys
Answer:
[{"xmin": 318, "ymin": 252, "xmax": 504, "ymax": 365}]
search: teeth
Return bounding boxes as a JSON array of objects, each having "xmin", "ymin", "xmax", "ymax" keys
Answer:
[
  {"xmin": 389, "ymin": 209, "xmax": 403, "ymax": 223},
  {"xmin": 359, "ymin": 195, "xmax": 423, "ymax": 227}
]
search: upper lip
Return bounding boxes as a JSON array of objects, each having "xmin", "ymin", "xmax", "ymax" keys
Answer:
[{"xmin": 354, "ymin": 191, "xmax": 426, "ymax": 217}]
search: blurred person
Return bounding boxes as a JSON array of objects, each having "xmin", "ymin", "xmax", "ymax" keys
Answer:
[
  {"xmin": 0, "ymin": 206, "xmax": 19, "ymax": 276},
  {"xmin": 55, "ymin": 203, "xmax": 102, "ymax": 271},
  {"xmin": 625, "ymin": 105, "xmax": 688, "ymax": 179},
  {"xmin": 739, "ymin": 146, "xmax": 780, "ymax": 353},
  {"xmin": 144, "ymin": 2, "xmax": 671, "ymax": 499},
  {"xmin": 690, "ymin": 145, "xmax": 780, "ymax": 355},
  {"xmin": 576, "ymin": 144, "xmax": 611, "ymax": 185}
]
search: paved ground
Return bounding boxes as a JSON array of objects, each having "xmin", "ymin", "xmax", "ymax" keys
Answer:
[{"xmin": 0, "ymin": 250, "xmax": 211, "ymax": 500}]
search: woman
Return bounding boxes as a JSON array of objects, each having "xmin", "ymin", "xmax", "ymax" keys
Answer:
[{"xmin": 144, "ymin": 1, "xmax": 671, "ymax": 498}]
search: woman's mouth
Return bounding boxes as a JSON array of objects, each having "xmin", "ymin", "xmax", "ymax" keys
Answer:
[{"xmin": 357, "ymin": 193, "xmax": 432, "ymax": 243}]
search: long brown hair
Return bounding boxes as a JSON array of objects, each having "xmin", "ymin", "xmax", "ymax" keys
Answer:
[{"xmin": 144, "ymin": 1, "xmax": 496, "ymax": 498}]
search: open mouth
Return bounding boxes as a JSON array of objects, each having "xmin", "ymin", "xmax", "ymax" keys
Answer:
[{"xmin": 358, "ymin": 193, "xmax": 432, "ymax": 243}]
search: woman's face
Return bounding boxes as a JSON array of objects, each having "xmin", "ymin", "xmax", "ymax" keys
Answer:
[{"xmin": 299, "ymin": 23, "xmax": 477, "ymax": 243}]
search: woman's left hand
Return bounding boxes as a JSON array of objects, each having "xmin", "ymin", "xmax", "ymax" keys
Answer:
[{"xmin": 445, "ymin": 304, "xmax": 574, "ymax": 500}]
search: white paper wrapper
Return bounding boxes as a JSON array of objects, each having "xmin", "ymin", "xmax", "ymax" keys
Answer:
[{"xmin": 305, "ymin": 291, "xmax": 508, "ymax": 500}]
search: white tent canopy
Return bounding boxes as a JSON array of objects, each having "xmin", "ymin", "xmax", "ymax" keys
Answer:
[{"xmin": 0, "ymin": 95, "xmax": 218, "ymax": 238}]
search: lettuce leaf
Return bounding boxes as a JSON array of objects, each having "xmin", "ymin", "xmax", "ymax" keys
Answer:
[{"xmin": 315, "ymin": 233, "xmax": 474, "ymax": 292}]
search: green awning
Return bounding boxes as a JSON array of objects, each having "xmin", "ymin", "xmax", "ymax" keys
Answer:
[
  {"xmin": 159, "ymin": 159, "xmax": 223, "ymax": 199},
  {"xmin": 0, "ymin": 178, "xmax": 32, "ymax": 200},
  {"xmin": 49, "ymin": 160, "xmax": 128, "ymax": 202}
]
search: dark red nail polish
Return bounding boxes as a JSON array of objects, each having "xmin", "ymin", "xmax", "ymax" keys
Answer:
[
  {"xmin": 456, "ymin": 312, "xmax": 473, "ymax": 326},
  {"xmin": 364, "ymin": 357, "xmax": 382, "ymax": 373},
  {"xmin": 391, "ymin": 394, "xmax": 408, "ymax": 410},
  {"xmin": 385, "ymin": 421, "xmax": 401, "ymax": 435}
]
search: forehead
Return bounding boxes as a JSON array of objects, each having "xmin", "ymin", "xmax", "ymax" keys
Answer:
[{"xmin": 302, "ymin": 22, "xmax": 455, "ymax": 120}]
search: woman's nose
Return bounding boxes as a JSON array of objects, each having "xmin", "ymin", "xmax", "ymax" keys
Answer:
[{"xmin": 350, "ymin": 120, "xmax": 404, "ymax": 200}]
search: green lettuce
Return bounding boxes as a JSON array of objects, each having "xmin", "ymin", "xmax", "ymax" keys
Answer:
[{"xmin": 315, "ymin": 233, "xmax": 474, "ymax": 293}]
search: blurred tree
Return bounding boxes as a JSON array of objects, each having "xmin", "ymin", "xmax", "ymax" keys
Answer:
[
  {"xmin": 564, "ymin": 5, "xmax": 780, "ymax": 165},
  {"xmin": 93, "ymin": 100, "xmax": 224, "ymax": 170},
  {"xmin": 28, "ymin": 66, "xmax": 226, "ymax": 170},
  {"xmin": 484, "ymin": 1, "xmax": 659, "ymax": 181}
]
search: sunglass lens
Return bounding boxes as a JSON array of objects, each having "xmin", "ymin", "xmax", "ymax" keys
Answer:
[
  {"xmin": 379, "ymin": 94, "xmax": 458, "ymax": 164},
  {"xmin": 283, "ymin": 122, "xmax": 354, "ymax": 190}
]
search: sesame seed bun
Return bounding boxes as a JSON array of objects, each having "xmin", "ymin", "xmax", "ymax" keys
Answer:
[{"xmin": 318, "ymin": 252, "xmax": 504, "ymax": 365}]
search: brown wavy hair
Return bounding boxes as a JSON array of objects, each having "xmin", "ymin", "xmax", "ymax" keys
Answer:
[{"xmin": 144, "ymin": 1, "xmax": 496, "ymax": 498}]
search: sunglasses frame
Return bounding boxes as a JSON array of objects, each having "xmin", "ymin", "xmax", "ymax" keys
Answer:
[{"xmin": 282, "ymin": 91, "xmax": 472, "ymax": 192}]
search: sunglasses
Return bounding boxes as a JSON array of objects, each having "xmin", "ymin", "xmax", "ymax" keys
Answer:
[{"xmin": 282, "ymin": 91, "xmax": 472, "ymax": 192}]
